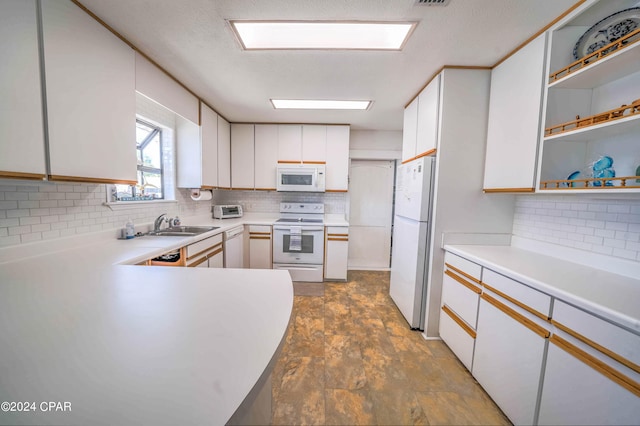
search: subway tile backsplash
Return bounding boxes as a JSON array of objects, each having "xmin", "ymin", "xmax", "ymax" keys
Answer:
[
  {"xmin": 213, "ymin": 190, "xmax": 347, "ymax": 214},
  {"xmin": 513, "ymin": 195, "xmax": 640, "ymax": 262},
  {"xmin": 0, "ymin": 182, "xmax": 210, "ymax": 247}
]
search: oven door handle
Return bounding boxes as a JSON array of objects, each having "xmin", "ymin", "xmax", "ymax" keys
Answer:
[{"xmin": 273, "ymin": 226, "xmax": 324, "ymax": 232}]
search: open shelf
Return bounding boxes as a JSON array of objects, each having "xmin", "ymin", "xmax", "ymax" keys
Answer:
[
  {"xmin": 543, "ymin": 113, "xmax": 640, "ymax": 143},
  {"xmin": 540, "ymin": 175, "xmax": 640, "ymax": 190},
  {"xmin": 548, "ymin": 28, "xmax": 640, "ymax": 89}
]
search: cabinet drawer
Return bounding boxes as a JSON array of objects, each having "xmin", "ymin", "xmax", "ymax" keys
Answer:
[
  {"xmin": 439, "ymin": 306, "xmax": 475, "ymax": 371},
  {"xmin": 481, "ymin": 268, "xmax": 551, "ymax": 320},
  {"xmin": 552, "ymin": 300, "xmax": 640, "ymax": 373},
  {"xmin": 326, "ymin": 226, "xmax": 348, "ymax": 236},
  {"xmin": 444, "ymin": 252, "xmax": 481, "ymax": 283},
  {"xmin": 186, "ymin": 233, "xmax": 223, "ymax": 260},
  {"xmin": 441, "ymin": 266, "xmax": 481, "ymax": 329},
  {"xmin": 248, "ymin": 225, "xmax": 271, "ymax": 234}
]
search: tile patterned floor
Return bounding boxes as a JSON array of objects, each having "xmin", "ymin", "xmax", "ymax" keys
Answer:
[{"xmin": 271, "ymin": 271, "xmax": 511, "ymax": 425}]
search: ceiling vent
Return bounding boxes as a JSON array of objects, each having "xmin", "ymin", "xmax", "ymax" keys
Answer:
[{"xmin": 415, "ymin": 0, "xmax": 451, "ymax": 6}]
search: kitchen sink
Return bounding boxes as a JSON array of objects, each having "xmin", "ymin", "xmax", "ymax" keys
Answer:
[{"xmin": 146, "ymin": 226, "xmax": 219, "ymax": 236}]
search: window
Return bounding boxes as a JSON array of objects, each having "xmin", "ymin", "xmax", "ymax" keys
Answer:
[{"xmin": 113, "ymin": 120, "xmax": 164, "ymax": 201}]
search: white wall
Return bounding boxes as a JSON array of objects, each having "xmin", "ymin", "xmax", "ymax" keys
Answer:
[{"xmin": 513, "ymin": 194, "xmax": 640, "ymax": 262}]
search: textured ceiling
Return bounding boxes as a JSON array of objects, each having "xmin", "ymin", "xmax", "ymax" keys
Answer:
[{"xmin": 78, "ymin": 0, "xmax": 578, "ymax": 130}]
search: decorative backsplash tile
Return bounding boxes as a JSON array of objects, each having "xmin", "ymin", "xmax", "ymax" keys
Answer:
[
  {"xmin": 0, "ymin": 182, "xmax": 209, "ymax": 247},
  {"xmin": 213, "ymin": 190, "xmax": 347, "ymax": 214},
  {"xmin": 513, "ymin": 195, "xmax": 640, "ymax": 261}
]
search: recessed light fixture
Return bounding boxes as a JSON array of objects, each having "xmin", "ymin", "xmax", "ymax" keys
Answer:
[
  {"xmin": 230, "ymin": 21, "xmax": 416, "ymax": 50},
  {"xmin": 270, "ymin": 99, "xmax": 372, "ymax": 110}
]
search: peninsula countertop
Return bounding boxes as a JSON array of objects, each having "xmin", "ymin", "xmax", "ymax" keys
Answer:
[{"xmin": 0, "ymin": 217, "xmax": 294, "ymax": 425}]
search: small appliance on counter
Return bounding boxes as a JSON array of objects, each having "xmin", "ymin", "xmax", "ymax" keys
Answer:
[{"xmin": 212, "ymin": 205, "xmax": 243, "ymax": 219}]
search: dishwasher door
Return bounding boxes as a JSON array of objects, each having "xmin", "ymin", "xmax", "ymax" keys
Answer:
[{"xmin": 223, "ymin": 225, "xmax": 244, "ymax": 268}]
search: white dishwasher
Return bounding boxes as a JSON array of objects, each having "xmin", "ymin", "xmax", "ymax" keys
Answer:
[{"xmin": 223, "ymin": 225, "xmax": 244, "ymax": 268}]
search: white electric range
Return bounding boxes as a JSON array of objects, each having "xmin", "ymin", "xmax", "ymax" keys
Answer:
[{"xmin": 272, "ymin": 202, "xmax": 325, "ymax": 282}]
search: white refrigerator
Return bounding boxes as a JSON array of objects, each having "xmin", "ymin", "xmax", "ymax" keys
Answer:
[{"xmin": 389, "ymin": 156, "xmax": 436, "ymax": 330}]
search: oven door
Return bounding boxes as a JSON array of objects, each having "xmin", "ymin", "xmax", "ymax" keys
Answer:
[{"xmin": 273, "ymin": 226, "xmax": 324, "ymax": 264}]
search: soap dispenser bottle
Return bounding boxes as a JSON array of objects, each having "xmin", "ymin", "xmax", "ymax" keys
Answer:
[{"xmin": 125, "ymin": 218, "xmax": 135, "ymax": 239}]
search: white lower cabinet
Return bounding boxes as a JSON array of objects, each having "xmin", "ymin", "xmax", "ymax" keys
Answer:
[
  {"xmin": 185, "ymin": 234, "xmax": 224, "ymax": 268},
  {"xmin": 324, "ymin": 227, "xmax": 349, "ymax": 281},
  {"xmin": 439, "ymin": 255, "xmax": 482, "ymax": 371},
  {"xmin": 443, "ymin": 249, "xmax": 640, "ymax": 425},
  {"xmin": 248, "ymin": 225, "xmax": 272, "ymax": 270},
  {"xmin": 538, "ymin": 301, "xmax": 640, "ymax": 425},
  {"xmin": 473, "ymin": 290, "xmax": 550, "ymax": 425}
]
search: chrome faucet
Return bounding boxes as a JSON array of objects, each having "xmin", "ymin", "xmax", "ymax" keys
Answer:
[{"xmin": 154, "ymin": 213, "xmax": 168, "ymax": 232}]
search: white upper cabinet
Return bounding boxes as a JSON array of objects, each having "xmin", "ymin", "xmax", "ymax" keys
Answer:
[
  {"xmin": 483, "ymin": 33, "xmax": 548, "ymax": 192},
  {"xmin": 277, "ymin": 125, "xmax": 302, "ymax": 163},
  {"xmin": 200, "ymin": 103, "xmax": 218, "ymax": 188},
  {"xmin": 134, "ymin": 52, "xmax": 198, "ymax": 125},
  {"xmin": 402, "ymin": 97, "xmax": 419, "ymax": 162},
  {"xmin": 0, "ymin": 0, "xmax": 46, "ymax": 180},
  {"xmin": 416, "ymin": 74, "xmax": 440, "ymax": 158},
  {"xmin": 537, "ymin": 0, "xmax": 640, "ymax": 193},
  {"xmin": 302, "ymin": 125, "xmax": 327, "ymax": 162},
  {"xmin": 325, "ymin": 125, "xmax": 350, "ymax": 191},
  {"xmin": 402, "ymin": 74, "xmax": 440, "ymax": 163},
  {"xmin": 176, "ymin": 116, "xmax": 201, "ymax": 188},
  {"xmin": 231, "ymin": 124, "xmax": 255, "ymax": 189},
  {"xmin": 254, "ymin": 125, "xmax": 279, "ymax": 190},
  {"xmin": 217, "ymin": 116, "xmax": 231, "ymax": 189},
  {"xmin": 41, "ymin": 0, "xmax": 136, "ymax": 184},
  {"xmin": 177, "ymin": 102, "xmax": 218, "ymax": 189}
]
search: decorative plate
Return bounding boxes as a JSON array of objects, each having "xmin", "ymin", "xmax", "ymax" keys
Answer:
[{"xmin": 573, "ymin": 7, "xmax": 640, "ymax": 60}]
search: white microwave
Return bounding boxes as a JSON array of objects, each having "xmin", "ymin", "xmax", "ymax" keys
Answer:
[{"xmin": 276, "ymin": 164, "xmax": 326, "ymax": 192}]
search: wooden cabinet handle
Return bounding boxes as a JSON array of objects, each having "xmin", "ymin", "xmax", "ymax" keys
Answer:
[
  {"xmin": 552, "ymin": 320, "xmax": 640, "ymax": 375},
  {"xmin": 445, "ymin": 269, "xmax": 481, "ymax": 294},
  {"xmin": 442, "ymin": 305, "xmax": 476, "ymax": 339},
  {"xmin": 187, "ymin": 242, "xmax": 223, "ymax": 261},
  {"xmin": 550, "ymin": 334, "xmax": 640, "ymax": 398},
  {"xmin": 444, "ymin": 262, "xmax": 481, "ymax": 284},
  {"xmin": 481, "ymin": 293, "xmax": 550, "ymax": 339},
  {"xmin": 482, "ymin": 282, "xmax": 549, "ymax": 321}
]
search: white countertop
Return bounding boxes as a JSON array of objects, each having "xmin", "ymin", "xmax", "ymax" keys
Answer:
[
  {"xmin": 444, "ymin": 244, "xmax": 640, "ymax": 333},
  {"xmin": 0, "ymin": 213, "xmax": 296, "ymax": 425}
]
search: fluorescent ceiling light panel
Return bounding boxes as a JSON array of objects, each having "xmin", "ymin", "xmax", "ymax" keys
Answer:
[
  {"xmin": 230, "ymin": 21, "xmax": 416, "ymax": 50},
  {"xmin": 271, "ymin": 99, "xmax": 372, "ymax": 110}
]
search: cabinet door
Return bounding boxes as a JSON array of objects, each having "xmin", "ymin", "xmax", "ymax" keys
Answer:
[
  {"xmin": 42, "ymin": 1, "xmax": 136, "ymax": 184},
  {"xmin": 200, "ymin": 103, "xmax": 218, "ymax": 188},
  {"xmin": 209, "ymin": 250, "xmax": 223, "ymax": 268},
  {"xmin": 325, "ymin": 125, "xmax": 350, "ymax": 192},
  {"xmin": 249, "ymin": 226, "xmax": 272, "ymax": 269},
  {"xmin": 324, "ymin": 227, "xmax": 349, "ymax": 280},
  {"xmin": 217, "ymin": 116, "xmax": 231, "ymax": 189},
  {"xmin": 277, "ymin": 124, "xmax": 302, "ymax": 163},
  {"xmin": 302, "ymin": 125, "xmax": 326, "ymax": 163},
  {"xmin": 416, "ymin": 74, "xmax": 440, "ymax": 157},
  {"xmin": 483, "ymin": 33, "xmax": 547, "ymax": 191},
  {"xmin": 231, "ymin": 124, "xmax": 255, "ymax": 190},
  {"xmin": 538, "ymin": 341, "xmax": 640, "ymax": 425},
  {"xmin": 0, "ymin": 0, "xmax": 46, "ymax": 180},
  {"xmin": 176, "ymin": 116, "xmax": 201, "ymax": 188},
  {"xmin": 402, "ymin": 97, "xmax": 418, "ymax": 162},
  {"xmin": 472, "ymin": 293, "xmax": 550, "ymax": 425},
  {"xmin": 254, "ymin": 125, "xmax": 279, "ymax": 190}
]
